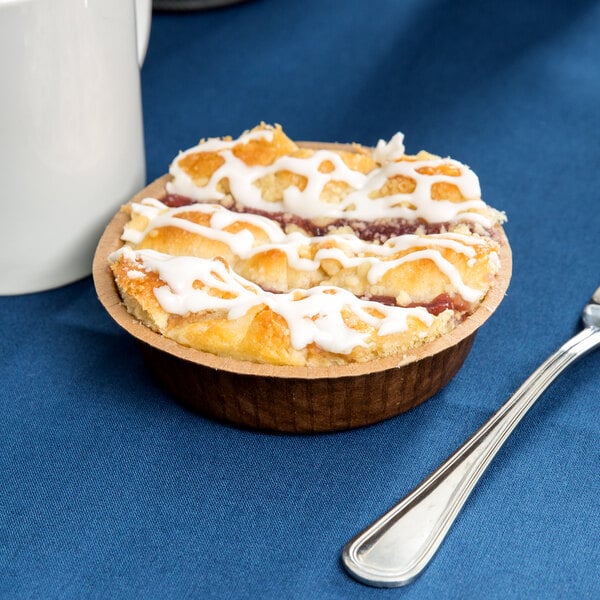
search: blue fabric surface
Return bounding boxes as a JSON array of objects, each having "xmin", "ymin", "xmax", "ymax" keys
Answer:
[{"xmin": 1, "ymin": 0, "xmax": 599, "ymax": 598}]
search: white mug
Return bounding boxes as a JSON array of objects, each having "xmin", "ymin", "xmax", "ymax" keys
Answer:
[{"xmin": 0, "ymin": 0, "xmax": 152, "ymax": 294}]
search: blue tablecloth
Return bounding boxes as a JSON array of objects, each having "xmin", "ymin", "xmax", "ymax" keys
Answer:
[{"xmin": 2, "ymin": 1, "xmax": 599, "ymax": 598}]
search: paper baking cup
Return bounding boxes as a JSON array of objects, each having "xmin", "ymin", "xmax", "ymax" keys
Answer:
[{"xmin": 93, "ymin": 144, "xmax": 511, "ymax": 432}]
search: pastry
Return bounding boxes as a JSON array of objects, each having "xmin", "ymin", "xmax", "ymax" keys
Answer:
[{"xmin": 109, "ymin": 124, "xmax": 506, "ymax": 367}]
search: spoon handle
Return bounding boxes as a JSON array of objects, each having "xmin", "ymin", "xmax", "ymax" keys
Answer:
[{"xmin": 342, "ymin": 326, "xmax": 600, "ymax": 588}]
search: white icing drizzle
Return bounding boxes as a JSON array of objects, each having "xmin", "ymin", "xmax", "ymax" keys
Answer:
[
  {"xmin": 167, "ymin": 127, "xmax": 493, "ymax": 226},
  {"xmin": 126, "ymin": 270, "xmax": 145, "ymax": 280},
  {"xmin": 112, "ymin": 246, "xmax": 435, "ymax": 354},
  {"xmin": 124, "ymin": 199, "xmax": 488, "ymax": 302},
  {"xmin": 113, "ymin": 127, "xmax": 506, "ymax": 360},
  {"xmin": 372, "ymin": 132, "xmax": 406, "ymax": 164}
]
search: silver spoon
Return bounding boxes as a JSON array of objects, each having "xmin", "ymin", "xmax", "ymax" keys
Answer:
[{"xmin": 342, "ymin": 286, "xmax": 600, "ymax": 587}]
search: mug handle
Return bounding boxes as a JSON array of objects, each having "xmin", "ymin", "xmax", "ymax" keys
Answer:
[{"xmin": 135, "ymin": 0, "xmax": 153, "ymax": 66}]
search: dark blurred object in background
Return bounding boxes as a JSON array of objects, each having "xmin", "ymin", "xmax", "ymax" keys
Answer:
[{"xmin": 153, "ymin": 0, "xmax": 247, "ymax": 10}]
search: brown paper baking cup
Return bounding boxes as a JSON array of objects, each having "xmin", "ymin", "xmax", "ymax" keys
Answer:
[{"xmin": 93, "ymin": 145, "xmax": 512, "ymax": 433}]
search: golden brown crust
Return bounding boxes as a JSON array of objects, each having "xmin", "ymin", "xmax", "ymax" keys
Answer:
[
  {"xmin": 121, "ymin": 198, "xmax": 500, "ymax": 308},
  {"xmin": 177, "ymin": 124, "xmax": 379, "ymax": 205},
  {"xmin": 109, "ymin": 125, "xmax": 505, "ymax": 367},
  {"xmin": 110, "ymin": 250, "xmax": 455, "ymax": 366}
]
